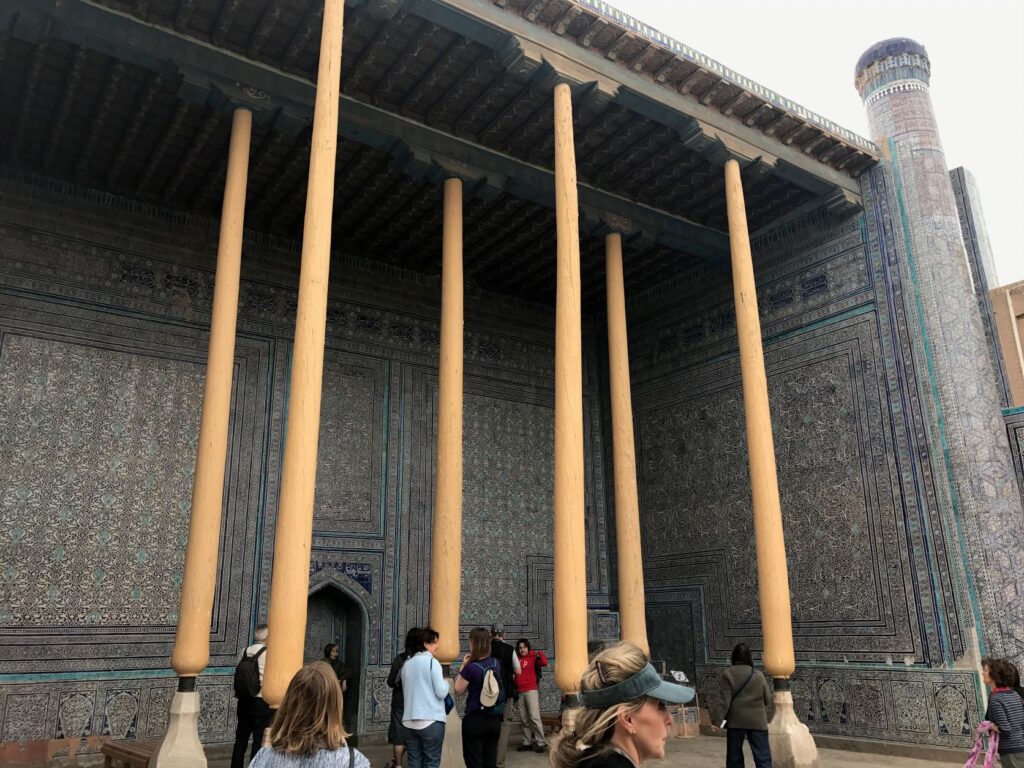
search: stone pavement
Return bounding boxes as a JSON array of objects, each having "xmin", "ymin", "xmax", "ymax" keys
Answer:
[{"xmin": 213, "ymin": 735, "xmax": 961, "ymax": 768}]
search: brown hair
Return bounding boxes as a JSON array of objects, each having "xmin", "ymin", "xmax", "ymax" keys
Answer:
[
  {"xmin": 269, "ymin": 661, "xmax": 348, "ymax": 756},
  {"xmin": 468, "ymin": 627, "xmax": 492, "ymax": 662},
  {"xmin": 551, "ymin": 642, "xmax": 650, "ymax": 768},
  {"xmin": 983, "ymin": 657, "xmax": 1017, "ymax": 688}
]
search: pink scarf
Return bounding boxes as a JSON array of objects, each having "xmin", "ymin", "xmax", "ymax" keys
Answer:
[{"xmin": 964, "ymin": 721, "xmax": 999, "ymax": 768}]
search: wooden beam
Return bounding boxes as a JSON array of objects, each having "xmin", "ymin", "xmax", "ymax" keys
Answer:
[
  {"xmin": 720, "ymin": 89, "xmax": 748, "ymax": 117},
  {"xmin": 743, "ymin": 103, "xmax": 772, "ymax": 128},
  {"xmin": 523, "ymin": 0, "xmax": 547, "ymax": 23},
  {"xmin": 553, "ymin": 6, "xmax": 581, "ymax": 35},
  {"xmin": 652, "ymin": 56, "xmax": 679, "ymax": 83},
  {"xmin": 76, "ymin": 60, "xmax": 126, "ymax": 180},
  {"xmin": 282, "ymin": 4, "xmax": 322, "ymax": 72},
  {"xmin": 163, "ymin": 110, "xmax": 221, "ymax": 202},
  {"xmin": 210, "ymin": 0, "xmax": 243, "ymax": 47},
  {"xmin": 247, "ymin": 1, "xmax": 284, "ymax": 59},
  {"xmin": 107, "ymin": 73, "xmax": 163, "ymax": 185},
  {"xmin": 579, "ymin": 16, "xmax": 605, "ymax": 48},
  {"xmin": 761, "ymin": 111, "xmax": 789, "ymax": 135},
  {"xmin": 12, "ymin": 0, "xmax": 727, "ymax": 260},
  {"xmin": 43, "ymin": 46, "xmax": 88, "ymax": 174},
  {"xmin": 605, "ymin": 31, "xmax": 632, "ymax": 61},
  {"xmin": 11, "ymin": 37, "xmax": 49, "ymax": 164},
  {"xmin": 173, "ymin": 0, "xmax": 196, "ymax": 33},
  {"xmin": 136, "ymin": 100, "xmax": 190, "ymax": 193}
]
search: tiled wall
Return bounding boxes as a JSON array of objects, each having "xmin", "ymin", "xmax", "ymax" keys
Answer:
[{"xmin": 0, "ymin": 173, "xmax": 612, "ymax": 759}]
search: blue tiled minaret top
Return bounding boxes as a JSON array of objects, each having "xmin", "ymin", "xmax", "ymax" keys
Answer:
[{"xmin": 854, "ymin": 38, "xmax": 931, "ymax": 103}]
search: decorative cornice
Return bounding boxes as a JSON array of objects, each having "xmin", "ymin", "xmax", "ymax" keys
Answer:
[
  {"xmin": 863, "ymin": 79, "xmax": 929, "ymax": 107},
  {"xmin": 523, "ymin": 0, "xmax": 878, "ymax": 155}
]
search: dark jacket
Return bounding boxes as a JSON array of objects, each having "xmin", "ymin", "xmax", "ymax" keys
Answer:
[
  {"xmin": 491, "ymin": 639, "xmax": 518, "ymax": 701},
  {"xmin": 328, "ymin": 658, "xmax": 351, "ymax": 685},
  {"xmin": 386, "ymin": 652, "xmax": 409, "ymax": 713},
  {"xmin": 713, "ymin": 665, "xmax": 771, "ymax": 731},
  {"xmin": 578, "ymin": 748, "xmax": 634, "ymax": 768}
]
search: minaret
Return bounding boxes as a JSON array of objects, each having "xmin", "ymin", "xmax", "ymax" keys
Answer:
[{"xmin": 855, "ymin": 40, "xmax": 1024, "ymax": 664}]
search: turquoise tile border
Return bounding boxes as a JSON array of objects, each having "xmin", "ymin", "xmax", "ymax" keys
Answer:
[{"xmin": 0, "ymin": 667, "xmax": 234, "ymax": 684}]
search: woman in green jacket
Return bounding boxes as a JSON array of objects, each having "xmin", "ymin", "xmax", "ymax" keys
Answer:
[{"xmin": 713, "ymin": 643, "xmax": 772, "ymax": 768}]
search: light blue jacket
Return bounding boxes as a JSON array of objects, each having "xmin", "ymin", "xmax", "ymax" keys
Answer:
[{"xmin": 399, "ymin": 651, "xmax": 448, "ymax": 723}]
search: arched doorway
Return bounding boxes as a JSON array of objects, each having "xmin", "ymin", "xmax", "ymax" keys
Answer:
[{"xmin": 305, "ymin": 584, "xmax": 364, "ymax": 740}]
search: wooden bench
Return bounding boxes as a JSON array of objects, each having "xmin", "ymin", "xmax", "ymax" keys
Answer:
[
  {"xmin": 101, "ymin": 738, "xmax": 160, "ymax": 768},
  {"xmin": 540, "ymin": 713, "xmax": 562, "ymax": 735}
]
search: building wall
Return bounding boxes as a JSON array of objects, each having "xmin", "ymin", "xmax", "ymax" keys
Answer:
[
  {"xmin": 991, "ymin": 281, "xmax": 1024, "ymax": 409},
  {"xmin": 859, "ymin": 53, "xmax": 1024, "ymax": 668},
  {"xmin": 0, "ymin": 171, "xmax": 612, "ymax": 760},
  {"xmin": 949, "ymin": 167, "xmax": 1010, "ymax": 408},
  {"xmin": 629, "ymin": 163, "xmax": 1015, "ymax": 747}
]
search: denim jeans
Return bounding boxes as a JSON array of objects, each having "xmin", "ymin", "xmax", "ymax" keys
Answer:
[
  {"xmin": 404, "ymin": 720, "xmax": 445, "ymax": 768},
  {"xmin": 726, "ymin": 728, "xmax": 772, "ymax": 768}
]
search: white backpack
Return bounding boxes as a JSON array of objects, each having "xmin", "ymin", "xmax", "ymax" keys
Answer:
[{"xmin": 476, "ymin": 660, "xmax": 505, "ymax": 713}]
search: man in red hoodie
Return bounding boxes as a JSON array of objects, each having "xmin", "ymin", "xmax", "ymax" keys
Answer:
[{"xmin": 513, "ymin": 638, "xmax": 549, "ymax": 753}]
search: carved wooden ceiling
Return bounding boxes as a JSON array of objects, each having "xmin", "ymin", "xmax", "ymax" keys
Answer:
[{"xmin": 0, "ymin": 0, "xmax": 870, "ymax": 307}]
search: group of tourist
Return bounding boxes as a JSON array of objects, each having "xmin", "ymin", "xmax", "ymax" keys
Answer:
[
  {"xmin": 232, "ymin": 624, "xmax": 693, "ymax": 768},
  {"xmin": 384, "ymin": 623, "xmax": 549, "ymax": 768},
  {"xmin": 230, "ymin": 625, "xmax": 1024, "ymax": 768}
]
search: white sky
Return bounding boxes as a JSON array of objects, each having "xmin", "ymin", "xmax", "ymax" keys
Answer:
[{"xmin": 612, "ymin": 0, "xmax": 1024, "ymax": 286}]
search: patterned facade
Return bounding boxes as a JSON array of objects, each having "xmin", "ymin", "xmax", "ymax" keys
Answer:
[
  {"xmin": 949, "ymin": 166, "xmax": 1009, "ymax": 408},
  {"xmin": 0, "ymin": 173, "xmax": 609, "ymax": 758},
  {"xmin": 856, "ymin": 40, "xmax": 1024, "ymax": 666},
  {"xmin": 0, "ymin": 18, "xmax": 1021, "ymax": 766},
  {"xmin": 633, "ymin": 170, "xmax": 993, "ymax": 748}
]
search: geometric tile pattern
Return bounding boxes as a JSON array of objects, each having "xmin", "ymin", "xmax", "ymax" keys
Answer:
[
  {"xmin": 0, "ymin": 89, "xmax": 1020, "ymax": 754},
  {"xmin": 866, "ymin": 82, "xmax": 1024, "ymax": 665},
  {"xmin": 949, "ymin": 166, "xmax": 1010, "ymax": 407},
  {"xmin": 0, "ymin": 334, "xmax": 202, "ymax": 629},
  {"xmin": 0, "ymin": 173, "xmax": 612, "ymax": 751},
  {"xmin": 627, "ymin": 193, "xmax": 1016, "ymax": 746},
  {"xmin": 697, "ymin": 666, "xmax": 980, "ymax": 748}
]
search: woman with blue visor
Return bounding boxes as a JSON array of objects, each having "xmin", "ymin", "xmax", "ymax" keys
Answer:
[{"xmin": 552, "ymin": 642, "xmax": 695, "ymax": 768}]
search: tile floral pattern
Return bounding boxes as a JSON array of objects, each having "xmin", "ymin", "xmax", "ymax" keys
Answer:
[
  {"xmin": 0, "ymin": 334, "xmax": 202, "ymax": 627},
  {"xmin": 0, "ymin": 173, "xmax": 610, "ymax": 750}
]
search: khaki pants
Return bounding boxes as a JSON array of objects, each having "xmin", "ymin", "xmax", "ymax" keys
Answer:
[
  {"xmin": 496, "ymin": 713, "xmax": 511, "ymax": 768},
  {"xmin": 517, "ymin": 689, "xmax": 547, "ymax": 747}
]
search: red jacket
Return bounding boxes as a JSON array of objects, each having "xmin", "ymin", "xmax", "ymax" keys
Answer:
[{"xmin": 515, "ymin": 650, "xmax": 548, "ymax": 693}]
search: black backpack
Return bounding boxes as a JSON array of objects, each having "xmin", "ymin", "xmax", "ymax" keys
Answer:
[{"xmin": 234, "ymin": 646, "xmax": 266, "ymax": 698}]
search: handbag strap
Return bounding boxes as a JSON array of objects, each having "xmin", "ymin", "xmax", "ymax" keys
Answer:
[
  {"xmin": 347, "ymin": 741, "xmax": 355, "ymax": 768},
  {"xmin": 724, "ymin": 667, "xmax": 756, "ymax": 720}
]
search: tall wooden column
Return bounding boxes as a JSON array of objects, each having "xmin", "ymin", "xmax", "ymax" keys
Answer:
[
  {"xmin": 431, "ymin": 177, "xmax": 464, "ymax": 768},
  {"xmin": 262, "ymin": 0, "xmax": 344, "ymax": 709},
  {"xmin": 430, "ymin": 176, "xmax": 464, "ymax": 663},
  {"xmin": 154, "ymin": 107, "xmax": 252, "ymax": 768},
  {"xmin": 604, "ymin": 232, "xmax": 648, "ymax": 656},
  {"xmin": 724, "ymin": 158, "xmax": 818, "ymax": 768},
  {"xmin": 552, "ymin": 82, "xmax": 588, "ymax": 701}
]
